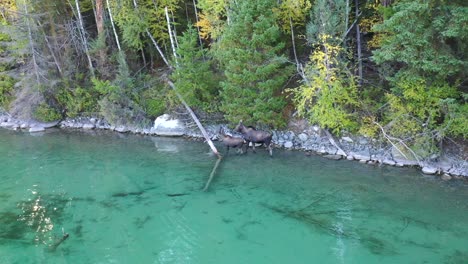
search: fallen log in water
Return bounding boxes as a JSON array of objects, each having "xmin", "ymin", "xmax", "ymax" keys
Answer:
[
  {"xmin": 165, "ymin": 79, "xmax": 223, "ymax": 191},
  {"xmin": 48, "ymin": 233, "xmax": 69, "ymax": 252}
]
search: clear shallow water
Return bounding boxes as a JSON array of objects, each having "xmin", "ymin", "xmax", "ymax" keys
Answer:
[{"xmin": 0, "ymin": 129, "xmax": 467, "ymax": 264}]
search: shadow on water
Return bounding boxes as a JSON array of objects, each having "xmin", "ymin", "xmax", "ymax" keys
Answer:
[
  {"xmin": 444, "ymin": 250, "xmax": 468, "ymax": 264},
  {"xmin": 261, "ymin": 200, "xmax": 400, "ymax": 255}
]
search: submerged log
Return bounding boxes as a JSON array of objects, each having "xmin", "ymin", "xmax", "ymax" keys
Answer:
[{"xmin": 48, "ymin": 233, "xmax": 69, "ymax": 252}]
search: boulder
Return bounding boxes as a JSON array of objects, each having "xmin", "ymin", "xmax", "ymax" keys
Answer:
[
  {"xmin": 298, "ymin": 133, "xmax": 308, "ymax": 142},
  {"xmin": 284, "ymin": 141, "xmax": 293, "ymax": 148},
  {"xmin": 29, "ymin": 127, "xmax": 45, "ymax": 133},
  {"xmin": 1, "ymin": 121, "xmax": 16, "ymax": 128},
  {"xmin": 383, "ymin": 159, "xmax": 396, "ymax": 166},
  {"xmin": 115, "ymin": 125, "xmax": 130, "ymax": 133},
  {"xmin": 324, "ymin": 154, "xmax": 342, "ymax": 160},
  {"xmin": 394, "ymin": 158, "xmax": 419, "ymax": 166},
  {"xmin": 152, "ymin": 114, "xmax": 186, "ymax": 136},
  {"xmin": 422, "ymin": 166, "xmax": 438, "ymax": 175},
  {"xmin": 350, "ymin": 152, "xmax": 370, "ymax": 161},
  {"xmin": 82, "ymin": 123, "xmax": 95, "ymax": 129},
  {"xmin": 341, "ymin": 136, "xmax": 353, "ymax": 143}
]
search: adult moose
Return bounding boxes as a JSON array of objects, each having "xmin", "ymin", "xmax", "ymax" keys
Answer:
[{"xmin": 235, "ymin": 120, "xmax": 273, "ymax": 156}]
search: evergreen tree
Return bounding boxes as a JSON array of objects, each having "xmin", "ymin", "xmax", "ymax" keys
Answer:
[
  {"xmin": 372, "ymin": 0, "xmax": 468, "ymax": 143},
  {"xmin": 214, "ymin": 0, "xmax": 292, "ymax": 127},
  {"xmin": 171, "ymin": 26, "xmax": 218, "ymax": 112}
]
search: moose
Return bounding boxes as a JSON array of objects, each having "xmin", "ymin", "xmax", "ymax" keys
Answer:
[
  {"xmin": 218, "ymin": 127, "xmax": 246, "ymax": 155},
  {"xmin": 235, "ymin": 120, "xmax": 273, "ymax": 156}
]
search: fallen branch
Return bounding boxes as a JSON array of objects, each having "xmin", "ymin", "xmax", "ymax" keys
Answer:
[
  {"xmin": 323, "ymin": 129, "xmax": 347, "ymax": 156},
  {"xmin": 374, "ymin": 121, "xmax": 422, "ymax": 166}
]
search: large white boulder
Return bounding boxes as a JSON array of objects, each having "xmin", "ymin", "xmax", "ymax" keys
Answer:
[{"xmin": 152, "ymin": 114, "xmax": 186, "ymax": 136}]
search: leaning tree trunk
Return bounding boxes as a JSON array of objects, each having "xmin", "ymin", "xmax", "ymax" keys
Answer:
[
  {"xmin": 132, "ymin": 0, "xmax": 171, "ymax": 68},
  {"xmin": 192, "ymin": 0, "xmax": 205, "ymax": 52},
  {"xmin": 166, "ymin": 80, "xmax": 222, "ymax": 191},
  {"xmin": 23, "ymin": 2, "xmax": 40, "ymax": 82},
  {"xmin": 94, "ymin": 0, "xmax": 107, "ymax": 72},
  {"xmin": 72, "ymin": 0, "xmax": 95, "ymax": 78},
  {"xmin": 355, "ymin": 0, "xmax": 363, "ymax": 85},
  {"xmin": 165, "ymin": 6, "xmax": 178, "ymax": 66},
  {"xmin": 106, "ymin": 0, "xmax": 121, "ymax": 51}
]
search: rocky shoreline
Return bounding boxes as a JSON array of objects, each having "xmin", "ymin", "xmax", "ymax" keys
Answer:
[{"xmin": 1, "ymin": 113, "xmax": 466, "ymax": 180}]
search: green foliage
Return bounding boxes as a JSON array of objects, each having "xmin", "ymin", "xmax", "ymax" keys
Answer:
[
  {"xmin": 0, "ymin": 74, "xmax": 15, "ymax": 109},
  {"xmin": 441, "ymin": 97, "xmax": 468, "ymax": 138},
  {"xmin": 92, "ymin": 78, "xmax": 119, "ymax": 98},
  {"xmin": 214, "ymin": 0, "xmax": 293, "ymax": 127},
  {"xmin": 0, "ymin": 32, "xmax": 12, "ymax": 42},
  {"xmin": 274, "ymin": 0, "xmax": 311, "ymax": 32},
  {"xmin": 33, "ymin": 103, "xmax": 61, "ymax": 122},
  {"xmin": 292, "ymin": 35, "xmax": 359, "ymax": 134},
  {"xmin": 306, "ymin": 0, "xmax": 348, "ymax": 44},
  {"xmin": 372, "ymin": 0, "xmax": 468, "ymax": 81},
  {"xmin": 196, "ymin": 0, "xmax": 228, "ymax": 39},
  {"xmin": 135, "ymin": 75, "xmax": 172, "ymax": 118},
  {"xmin": 57, "ymin": 86, "xmax": 99, "ymax": 117},
  {"xmin": 115, "ymin": 4, "xmax": 148, "ymax": 50},
  {"xmin": 171, "ymin": 26, "xmax": 218, "ymax": 112},
  {"xmin": 91, "ymin": 54, "xmax": 150, "ymax": 127},
  {"xmin": 383, "ymin": 76, "xmax": 464, "ymax": 156}
]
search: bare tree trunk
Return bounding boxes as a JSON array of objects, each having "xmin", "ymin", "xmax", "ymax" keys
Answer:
[
  {"xmin": 95, "ymin": 0, "xmax": 107, "ymax": 74},
  {"xmin": 73, "ymin": 0, "xmax": 95, "ymax": 78},
  {"xmin": 170, "ymin": 9, "xmax": 179, "ymax": 48},
  {"xmin": 289, "ymin": 16, "xmax": 299, "ymax": 67},
  {"xmin": 132, "ymin": 0, "xmax": 171, "ymax": 68},
  {"xmin": 23, "ymin": 2, "xmax": 40, "ymax": 82},
  {"xmin": 192, "ymin": 0, "xmax": 205, "ymax": 52},
  {"xmin": 106, "ymin": 0, "xmax": 121, "ymax": 51},
  {"xmin": 345, "ymin": 0, "xmax": 349, "ymax": 35},
  {"xmin": 37, "ymin": 20, "xmax": 63, "ymax": 76},
  {"xmin": 165, "ymin": 6, "xmax": 178, "ymax": 66},
  {"xmin": 355, "ymin": 0, "xmax": 363, "ymax": 85},
  {"xmin": 141, "ymin": 49, "xmax": 146, "ymax": 65},
  {"xmin": 167, "ymin": 80, "xmax": 220, "ymax": 157},
  {"xmin": 146, "ymin": 29, "xmax": 171, "ymax": 68}
]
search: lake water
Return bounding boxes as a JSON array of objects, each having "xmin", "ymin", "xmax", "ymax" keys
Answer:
[{"xmin": 0, "ymin": 129, "xmax": 467, "ymax": 264}]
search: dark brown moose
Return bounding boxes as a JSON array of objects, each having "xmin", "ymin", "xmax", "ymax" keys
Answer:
[
  {"xmin": 235, "ymin": 120, "xmax": 273, "ymax": 156},
  {"xmin": 218, "ymin": 127, "xmax": 246, "ymax": 155}
]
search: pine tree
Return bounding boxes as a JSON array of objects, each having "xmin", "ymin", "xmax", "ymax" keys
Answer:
[
  {"xmin": 171, "ymin": 26, "xmax": 218, "ymax": 112},
  {"xmin": 214, "ymin": 0, "xmax": 292, "ymax": 127}
]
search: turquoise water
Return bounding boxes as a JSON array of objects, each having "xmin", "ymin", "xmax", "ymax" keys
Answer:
[{"xmin": 0, "ymin": 129, "xmax": 467, "ymax": 264}]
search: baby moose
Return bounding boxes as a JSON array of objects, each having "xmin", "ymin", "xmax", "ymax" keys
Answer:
[{"xmin": 218, "ymin": 127, "xmax": 246, "ymax": 155}]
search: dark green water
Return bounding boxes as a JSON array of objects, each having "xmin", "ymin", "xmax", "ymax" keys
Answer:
[{"xmin": 0, "ymin": 129, "xmax": 467, "ymax": 264}]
